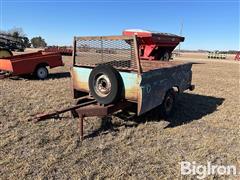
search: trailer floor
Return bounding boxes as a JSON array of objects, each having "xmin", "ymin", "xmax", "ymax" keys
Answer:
[{"xmin": 0, "ymin": 55, "xmax": 239, "ymax": 179}]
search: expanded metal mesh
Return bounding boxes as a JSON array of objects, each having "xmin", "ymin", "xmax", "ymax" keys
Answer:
[{"xmin": 75, "ymin": 37, "xmax": 137, "ymax": 71}]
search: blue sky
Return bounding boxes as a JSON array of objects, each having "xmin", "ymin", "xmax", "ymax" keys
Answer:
[{"xmin": 0, "ymin": 0, "xmax": 239, "ymax": 50}]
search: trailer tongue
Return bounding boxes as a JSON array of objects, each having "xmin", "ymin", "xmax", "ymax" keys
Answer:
[{"xmin": 123, "ymin": 29, "xmax": 184, "ymax": 61}]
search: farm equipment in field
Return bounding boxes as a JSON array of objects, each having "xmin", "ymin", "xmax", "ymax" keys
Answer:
[
  {"xmin": 0, "ymin": 51, "xmax": 64, "ymax": 80},
  {"xmin": 0, "ymin": 33, "xmax": 26, "ymax": 52},
  {"xmin": 234, "ymin": 52, "xmax": 240, "ymax": 61},
  {"xmin": 123, "ymin": 29, "xmax": 184, "ymax": 61},
  {"xmin": 44, "ymin": 46, "xmax": 73, "ymax": 56},
  {"xmin": 29, "ymin": 33, "xmax": 194, "ymax": 141},
  {"xmin": 208, "ymin": 52, "xmax": 226, "ymax": 59}
]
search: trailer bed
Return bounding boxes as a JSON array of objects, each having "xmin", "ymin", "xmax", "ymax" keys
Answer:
[{"xmin": 0, "ymin": 51, "xmax": 63, "ymax": 78}]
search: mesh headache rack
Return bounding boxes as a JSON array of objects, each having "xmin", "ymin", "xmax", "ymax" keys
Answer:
[{"xmin": 73, "ymin": 35, "xmax": 139, "ymax": 72}]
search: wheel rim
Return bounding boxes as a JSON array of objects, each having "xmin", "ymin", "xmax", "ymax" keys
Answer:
[
  {"xmin": 164, "ymin": 95, "xmax": 173, "ymax": 113},
  {"xmin": 163, "ymin": 52, "xmax": 169, "ymax": 61},
  {"xmin": 94, "ymin": 74, "xmax": 112, "ymax": 97},
  {"xmin": 37, "ymin": 67, "xmax": 47, "ymax": 79}
]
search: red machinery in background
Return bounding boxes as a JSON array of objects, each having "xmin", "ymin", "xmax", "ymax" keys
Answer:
[
  {"xmin": 44, "ymin": 46, "xmax": 72, "ymax": 56},
  {"xmin": 123, "ymin": 29, "xmax": 184, "ymax": 61},
  {"xmin": 234, "ymin": 52, "xmax": 240, "ymax": 61},
  {"xmin": 0, "ymin": 51, "xmax": 63, "ymax": 79}
]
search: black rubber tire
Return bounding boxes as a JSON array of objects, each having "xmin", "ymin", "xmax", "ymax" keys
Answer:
[
  {"xmin": 161, "ymin": 51, "xmax": 170, "ymax": 61},
  {"xmin": 88, "ymin": 64, "xmax": 122, "ymax": 105},
  {"xmin": 35, "ymin": 66, "xmax": 49, "ymax": 80},
  {"xmin": 160, "ymin": 89, "xmax": 175, "ymax": 118}
]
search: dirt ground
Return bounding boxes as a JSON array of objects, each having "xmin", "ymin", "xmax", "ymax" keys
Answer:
[{"xmin": 0, "ymin": 53, "xmax": 240, "ymax": 179}]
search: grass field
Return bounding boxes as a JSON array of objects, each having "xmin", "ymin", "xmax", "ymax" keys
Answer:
[{"xmin": 1, "ymin": 54, "xmax": 240, "ymax": 179}]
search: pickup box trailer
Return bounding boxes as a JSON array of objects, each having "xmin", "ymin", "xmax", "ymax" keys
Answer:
[
  {"xmin": 0, "ymin": 51, "xmax": 64, "ymax": 79},
  {"xmin": 30, "ymin": 34, "xmax": 194, "ymax": 141},
  {"xmin": 72, "ymin": 35, "xmax": 193, "ymax": 115}
]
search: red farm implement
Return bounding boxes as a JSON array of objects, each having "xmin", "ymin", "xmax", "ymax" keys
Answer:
[
  {"xmin": 123, "ymin": 29, "xmax": 184, "ymax": 61},
  {"xmin": 234, "ymin": 52, "xmax": 240, "ymax": 61},
  {"xmin": 0, "ymin": 50, "xmax": 64, "ymax": 80}
]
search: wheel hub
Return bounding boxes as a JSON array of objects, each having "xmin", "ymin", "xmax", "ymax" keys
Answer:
[
  {"xmin": 38, "ymin": 69, "xmax": 45, "ymax": 76},
  {"xmin": 37, "ymin": 67, "xmax": 48, "ymax": 79},
  {"xmin": 94, "ymin": 74, "xmax": 111, "ymax": 97}
]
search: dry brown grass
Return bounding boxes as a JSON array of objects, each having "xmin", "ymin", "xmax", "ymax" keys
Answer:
[{"xmin": 0, "ymin": 55, "xmax": 240, "ymax": 179}]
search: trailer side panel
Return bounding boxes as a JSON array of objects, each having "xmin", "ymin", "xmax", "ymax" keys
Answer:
[
  {"xmin": 72, "ymin": 66, "xmax": 139, "ymax": 101},
  {"xmin": 138, "ymin": 63, "xmax": 192, "ymax": 115}
]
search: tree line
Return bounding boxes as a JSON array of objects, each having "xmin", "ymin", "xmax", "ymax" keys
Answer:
[{"xmin": 0, "ymin": 27, "xmax": 47, "ymax": 49}]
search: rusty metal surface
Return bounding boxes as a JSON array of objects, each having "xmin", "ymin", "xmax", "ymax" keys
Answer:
[
  {"xmin": 72, "ymin": 66, "xmax": 139, "ymax": 101},
  {"xmin": 75, "ymin": 35, "xmax": 134, "ymax": 41},
  {"xmin": 79, "ymin": 115, "xmax": 84, "ymax": 141},
  {"xmin": 133, "ymin": 35, "xmax": 142, "ymax": 74},
  {"xmin": 75, "ymin": 100, "xmax": 132, "ymax": 140},
  {"xmin": 28, "ymin": 95, "xmax": 132, "ymax": 141},
  {"xmin": 138, "ymin": 63, "xmax": 193, "ymax": 115},
  {"xmin": 28, "ymin": 96, "xmax": 131, "ymax": 122},
  {"xmin": 71, "ymin": 35, "xmax": 194, "ymax": 117},
  {"xmin": 28, "ymin": 98, "xmax": 97, "ymax": 122},
  {"xmin": 140, "ymin": 60, "xmax": 188, "ymax": 72},
  {"xmin": 75, "ymin": 100, "xmax": 132, "ymax": 117},
  {"xmin": 74, "ymin": 35, "xmax": 139, "ymax": 71}
]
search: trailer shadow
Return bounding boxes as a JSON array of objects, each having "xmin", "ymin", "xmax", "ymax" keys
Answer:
[
  {"xmin": 9, "ymin": 72, "xmax": 70, "ymax": 80},
  {"xmin": 163, "ymin": 93, "xmax": 224, "ymax": 128},
  {"xmin": 85, "ymin": 93, "xmax": 224, "ymax": 139},
  {"xmin": 47, "ymin": 72, "xmax": 70, "ymax": 79}
]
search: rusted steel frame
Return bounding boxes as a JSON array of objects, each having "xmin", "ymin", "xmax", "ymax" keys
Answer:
[
  {"xmin": 74, "ymin": 64, "xmax": 137, "ymax": 72},
  {"xmin": 72, "ymin": 37, "xmax": 77, "ymax": 66},
  {"xmin": 140, "ymin": 61, "xmax": 193, "ymax": 72},
  {"xmin": 28, "ymin": 99, "xmax": 97, "ymax": 122},
  {"xmin": 71, "ymin": 37, "xmax": 77, "ymax": 97},
  {"xmin": 133, "ymin": 35, "xmax": 142, "ymax": 74},
  {"xmin": 73, "ymin": 35, "xmax": 138, "ymax": 71},
  {"xmin": 100, "ymin": 37, "xmax": 103, "ymax": 62},
  {"xmin": 79, "ymin": 114, "xmax": 84, "ymax": 141},
  {"xmin": 75, "ymin": 35, "xmax": 134, "ymax": 41},
  {"xmin": 76, "ymin": 100, "xmax": 132, "ymax": 140},
  {"xmin": 76, "ymin": 100, "xmax": 132, "ymax": 117}
]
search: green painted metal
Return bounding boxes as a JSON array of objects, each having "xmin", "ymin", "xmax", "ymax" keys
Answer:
[
  {"xmin": 72, "ymin": 66, "xmax": 139, "ymax": 101},
  {"xmin": 138, "ymin": 63, "xmax": 193, "ymax": 115}
]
